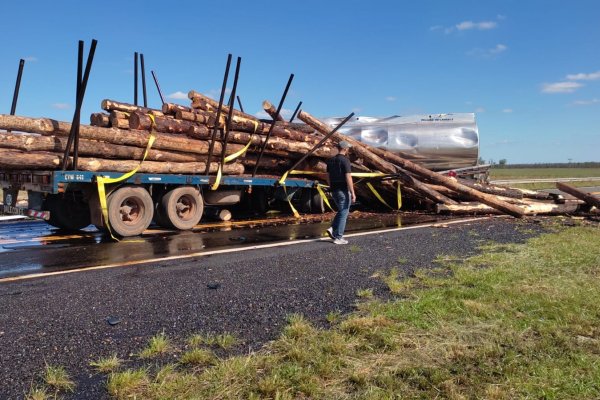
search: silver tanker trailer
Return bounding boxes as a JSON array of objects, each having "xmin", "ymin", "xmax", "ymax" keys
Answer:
[{"xmin": 323, "ymin": 113, "xmax": 480, "ymax": 172}]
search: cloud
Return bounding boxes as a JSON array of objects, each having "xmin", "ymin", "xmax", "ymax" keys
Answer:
[
  {"xmin": 456, "ymin": 20, "xmax": 497, "ymax": 31},
  {"xmin": 475, "ymin": 107, "xmax": 485, "ymax": 113},
  {"xmin": 429, "ymin": 25, "xmax": 443, "ymax": 31},
  {"xmin": 385, "ymin": 96, "xmax": 397, "ymax": 102},
  {"xmin": 206, "ymin": 88, "xmax": 232, "ymax": 100},
  {"xmin": 571, "ymin": 98, "xmax": 599, "ymax": 106},
  {"xmin": 502, "ymin": 108, "xmax": 513, "ymax": 113},
  {"xmin": 541, "ymin": 81, "xmax": 583, "ymax": 93},
  {"xmin": 566, "ymin": 70, "xmax": 600, "ymax": 81},
  {"xmin": 52, "ymin": 103, "xmax": 70, "ymax": 110},
  {"xmin": 443, "ymin": 20, "xmax": 498, "ymax": 34},
  {"xmin": 167, "ymin": 91, "xmax": 188, "ymax": 100},
  {"xmin": 467, "ymin": 44, "xmax": 508, "ymax": 58},
  {"xmin": 23, "ymin": 56, "xmax": 38, "ymax": 62}
]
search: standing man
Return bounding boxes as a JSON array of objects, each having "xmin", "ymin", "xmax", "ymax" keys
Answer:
[{"xmin": 325, "ymin": 141, "xmax": 356, "ymax": 244}]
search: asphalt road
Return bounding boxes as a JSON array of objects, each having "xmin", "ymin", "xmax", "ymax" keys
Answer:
[{"xmin": 0, "ymin": 217, "xmax": 547, "ymax": 399}]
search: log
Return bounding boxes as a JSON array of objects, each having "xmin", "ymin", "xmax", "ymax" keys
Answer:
[
  {"xmin": 0, "ymin": 132, "xmax": 215, "ymax": 163},
  {"xmin": 188, "ymin": 90, "xmax": 257, "ymax": 121},
  {"xmin": 556, "ymin": 182, "xmax": 600, "ymax": 208},
  {"xmin": 109, "ymin": 111, "xmax": 130, "ymax": 129},
  {"xmin": 0, "ymin": 148, "xmax": 244, "ymax": 174},
  {"xmin": 299, "ymin": 110, "xmax": 524, "ymax": 217},
  {"xmin": 262, "ymin": 100, "xmax": 285, "ymax": 121},
  {"xmin": 0, "ymin": 115, "xmax": 238, "ymax": 156},
  {"xmin": 396, "ymin": 172, "xmax": 458, "ymax": 205},
  {"xmin": 456, "ymin": 178, "xmax": 524, "ymax": 199},
  {"xmin": 162, "ymin": 103, "xmax": 193, "ymax": 115},
  {"xmin": 90, "ymin": 113, "xmax": 110, "ymax": 127},
  {"xmin": 129, "ymin": 112, "xmax": 208, "ymax": 137},
  {"xmin": 436, "ymin": 201, "xmax": 580, "ymax": 216},
  {"xmin": 101, "ymin": 99, "xmax": 164, "ymax": 116}
]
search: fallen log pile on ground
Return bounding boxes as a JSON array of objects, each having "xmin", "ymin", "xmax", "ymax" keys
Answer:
[{"xmin": 0, "ymin": 90, "xmax": 597, "ymax": 218}]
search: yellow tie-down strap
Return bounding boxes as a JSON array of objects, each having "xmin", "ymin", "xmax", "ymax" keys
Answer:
[
  {"xmin": 96, "ymin": 114, "xmax": 157, "ymax": 240},
  {"xmin": 366, "ymin": 181, "xmax": 402, "ymax": 210},
  {"xmin": 210, "ymin": 119, "xmax": 258, "ymax": 191},
  {"xmin": 210, "ymin": 138, "xmax": 253, "ymax": 191}
]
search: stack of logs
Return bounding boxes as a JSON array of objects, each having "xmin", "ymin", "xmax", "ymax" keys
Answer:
[{"xmin": 0, "ymin": 89, "xmax": 598, "ymax": 217}]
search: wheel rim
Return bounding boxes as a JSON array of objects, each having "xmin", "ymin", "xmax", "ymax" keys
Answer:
[
  {"xmin": 175, "ymin": 194, "xmax": 196, "ymax": 221},
  {"xmin": 119, "ymin": 197, "xmax": 144, "ymax": 225}
]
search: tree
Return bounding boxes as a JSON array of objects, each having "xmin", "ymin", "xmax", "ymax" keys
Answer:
[{"xmin": 498, "ymin": 159, "xmax": 507, "ymax": 167}]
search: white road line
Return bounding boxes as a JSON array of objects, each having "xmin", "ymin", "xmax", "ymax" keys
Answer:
[{"xmin": 0, "ymin": 217, "xmax": 489, "ymax": 284}]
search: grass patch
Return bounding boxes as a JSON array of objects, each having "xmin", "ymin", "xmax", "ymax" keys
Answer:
[
  {"xmin": 43, "ymin": 364, "xmax": 75, "ymax": 393},
  {"xmin": 180, "ymin": 348, "xmax": 216, "ymax": 367},
  {"xmin": 356, "ymin": 288, "xmax": 374, "ymax": 299},
  {"xmin": 490, "ymin": 167, "xmax": 600, "ymax": 179},
  {"xmin": 101, "ymin": 225, "xmax": 600, "ymax": 399},
  {"xmin": 139, "ymin": 332, "xmax": 170, "ymax": 359},
  {"xmin": 90, "ymin": 354, "xmax": 122, "ymax": 373},
  {"xmin": 25, "ymin": 386, "xmax": 49, "ymax": 400},
  {"xmin": 107, "ymin": 368, "xmax": 149, "ymax": 399}
]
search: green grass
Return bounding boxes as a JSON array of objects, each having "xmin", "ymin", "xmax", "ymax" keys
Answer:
[
  {"xmin": 43, "ymin": 364, "xmax": 75, "ymax": 393},
  {"xmin": 490, "ymin": 167, "xmax": 600, "ymax": 179},
  {"xmin": 138, "ymin": 332, "xmax": 170, "ymax": 359},
  {"xmin": 98, "ymin": 225, "xmax": 600, "ymax": 399},
  {"xmin": 90, "ymin": 354, "xmax": 122, "ymax": 373}
]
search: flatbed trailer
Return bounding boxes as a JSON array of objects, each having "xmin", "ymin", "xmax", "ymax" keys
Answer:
[{"xmin": 0, "ymin": 170, "xmax": 323, "ymax": 237}]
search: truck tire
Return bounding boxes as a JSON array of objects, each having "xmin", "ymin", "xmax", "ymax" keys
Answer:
[
  {"xmin": 44, "ymin": 194, "xmax": 91, "ymax": 231},
  {"xmin": 107, "ymin": 186, "xmax": 153, "ymax": 237},
  {"xmin": 159, "ymin": 186, "xmax": 203, "ymax": 230},
  {"xmin": 310, "ymin": 190, "xmax": 325, "ymax": 214}
]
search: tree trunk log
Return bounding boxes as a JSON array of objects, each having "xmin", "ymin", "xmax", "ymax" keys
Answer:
[
  {"xmin": 188, "ymin": 90, "xmax": 258, "ymax": 120},
  {"xmin": 437, "ymin": 201, "xmax": 579, "ymax": 216},
  {"xmin": 299, "ymin": 110, "xmax": 524, "ymax": 217},
  {"xmin": 0, "ymin": 114, "xmax": 242, "ymax": 156},
  {"xmin": 129, "ymin": 112, "xmax": 208, "ymax": 137},
  {"xmin": 162, "ymin": 103, "xmax": 193, "ymax": 115},
  {"xmin": 556, "ymin": 182, "xmax": 600, "ymax": 208},
  {"xmin": 0, "ymin": 148, "xmax": 244, "ymax": 174},
  {"xmin": 456, "ymin": 178, "xmax": 524, "ymax": 199},
  {"xmin": 262, "ymin": 100, "xmax": 285, "ymax": 121},
  {"xmin": 0, "ymin": 132, "xmax": 221, "ymax": 163},
  {"xmin": 101, "ymin": 99, "xmax": 164, "ymax": 116},
  {"xmin": 90, "ymin": 113, "xmax": 110, "ymax": 127}
]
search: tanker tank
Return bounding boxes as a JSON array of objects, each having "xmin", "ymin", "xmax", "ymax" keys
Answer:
[{"xmin": 323, "ymin": 113, "xmax": 479, "ymax": 171}]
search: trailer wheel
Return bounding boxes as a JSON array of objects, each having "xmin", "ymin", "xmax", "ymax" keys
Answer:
[
  {"xmin": 159, "ymin": 187, "xmax": 203, "ymax": 230},
  {"xmin": 44, "ymin": 194, "xmax": 91, "ymax": 231},
  {"xmin": 107, "ymin": 186, "xmax": 153, "ymax": 237}
]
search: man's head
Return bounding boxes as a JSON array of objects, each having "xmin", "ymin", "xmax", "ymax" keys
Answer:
[{"xmin": 337, "ymin": 140, "xmax": 352, "ymax": 154}]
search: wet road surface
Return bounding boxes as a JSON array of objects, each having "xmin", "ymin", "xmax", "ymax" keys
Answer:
[{"xmin": 0, "ymin": 211, "xmax": 456, "ymax": 279}]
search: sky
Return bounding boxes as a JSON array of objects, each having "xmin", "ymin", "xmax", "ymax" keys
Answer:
[{"xmin": 0, "ymin": 0, "xmax": 598, "ymax": 164}]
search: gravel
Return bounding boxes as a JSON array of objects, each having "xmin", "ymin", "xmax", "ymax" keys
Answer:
[{"xmin": 0, "ymin": 218, "xmax": 544, "ymax": 399}]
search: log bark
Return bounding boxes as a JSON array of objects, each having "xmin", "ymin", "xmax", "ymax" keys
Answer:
[
  {"xmin": 188, "ymin": 90, "xmax": 257, "ymax": 121},
  {"xmin": 456, "ymin": 178, "xmax": 524, "ymax": 199},
  {"xmin": 436, "ymin": 201, "xmax": 579, "ymax": 216},
  {"xmin": 101, "ymin": 99, "xmax": 164, "ymax": 116},
  {"xmin": 556, "ymin": 182, "xmax": 600, "ymax": 208},
  {"xmin": 0, "ymin": 148, "xmax": 244, "ymax": 174},
  {"xmin": 109, "ymin": 111, "xmax": 130, "ymax": 130},
  {"xmin": 0, "ymin": 114, "xmax": 241, "ymax": 156},
  {"xmin": 162, "ymin": 103, "xmax": 193, "ymax": 115},
  {"xmin": 90, "ymin": 113, "xmax": 110, "ymax": 127},
  {"xmin": 0, "ymin": 132, "xmax": 217, "ymax": 163},
  {"xmin": 129, "ymin": 112, "xmax": 208, "ymax": 137},
  {"xmin": 396, "ymin": 172, "xmax": 458, "ymax": 205},
  {"xmin": 299, "ymin": 110, "xmax": 524, "ymax": 217},
  {"xmin": 262, "ymin": 100, "xmax": 285, "ymax": 121}
]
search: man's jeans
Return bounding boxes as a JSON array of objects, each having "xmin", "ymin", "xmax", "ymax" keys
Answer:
[{"xmin": 331, "ymin": 188, "xmax": 351, "ymax": 239}]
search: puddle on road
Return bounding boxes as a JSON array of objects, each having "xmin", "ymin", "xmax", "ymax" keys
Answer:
[{"xmin": 0, "ymin": 212, "xmax": 455, "ymax": 279}]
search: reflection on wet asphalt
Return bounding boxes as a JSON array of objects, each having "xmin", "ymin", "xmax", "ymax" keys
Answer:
[{"xmin": 0, "ymin": 212, "xmax": 454, "ymax": 279}]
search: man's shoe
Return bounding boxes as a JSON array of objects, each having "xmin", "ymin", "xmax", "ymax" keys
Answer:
[
  {"xmin": 326, "ymin": 227, "xmax": 334, "ymax": 240},
  {"xmin": 333, "ymin": 238, "xmax": 348, "ymax": 245}
]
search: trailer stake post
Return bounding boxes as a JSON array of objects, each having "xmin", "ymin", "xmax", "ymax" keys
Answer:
[
  {"xmin": 134, "ymin": 52, "xmax": 138, "ymax": 106},
  {"xmin": 289, "ymin": 101, "xmax": 302, "ymax": 123},
  {"xmin": 151, "ymin": 70, "xmax": 165, "ymax": 105},
  {"xmin": 220, "ymin": 57, "xmax": 241, "ymax": 166},
  {"xmin": 204, "ymin": 54, "xmax": 232, "ymax": 175},
  {"xmin": 252, "ymin": 73, "xmax": 294, "ymax": 176},
  {"xmin": 140, "ymin": 54, "xmax": 148, "ymax": 107}
]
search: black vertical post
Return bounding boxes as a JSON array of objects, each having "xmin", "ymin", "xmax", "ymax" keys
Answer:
[
  {"xmin": 151, "ymin": 70, "xmax": 165, "ymax": 105},
  {"xmin": 289, "ymin": 101, "xmax": 302, "ymax": 123},
  {"xmin": 220, "ymin": 57, "xmax": 241, "ymax": 166},
  {"xmin": 62, "ymin": 39, "xmax": 97, "ymax": 170},
  {"xmin": 10, "ymin": 59, "xmax": 25, "ymax": 116},
  {"xmin": 140, "ymin": 54, "xmax": 148, "ymax": 107},
  {"xmin": 252, "ymin": 74, "xmax": 294, "ymax": 177},
  {"xmin": 134, "ymin": 52, "xmax": 138, "ymax": 106},
  {"xmin": 73, "ymin": 41, "xmax": 84, "ymax": 168},
  {"xmin": 204, "ymin": 54, "xmax": 232, "ymax": 175},
  {"xmin": 236, "ymin": 96, "xmax": 244, "ymax": 113}
]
